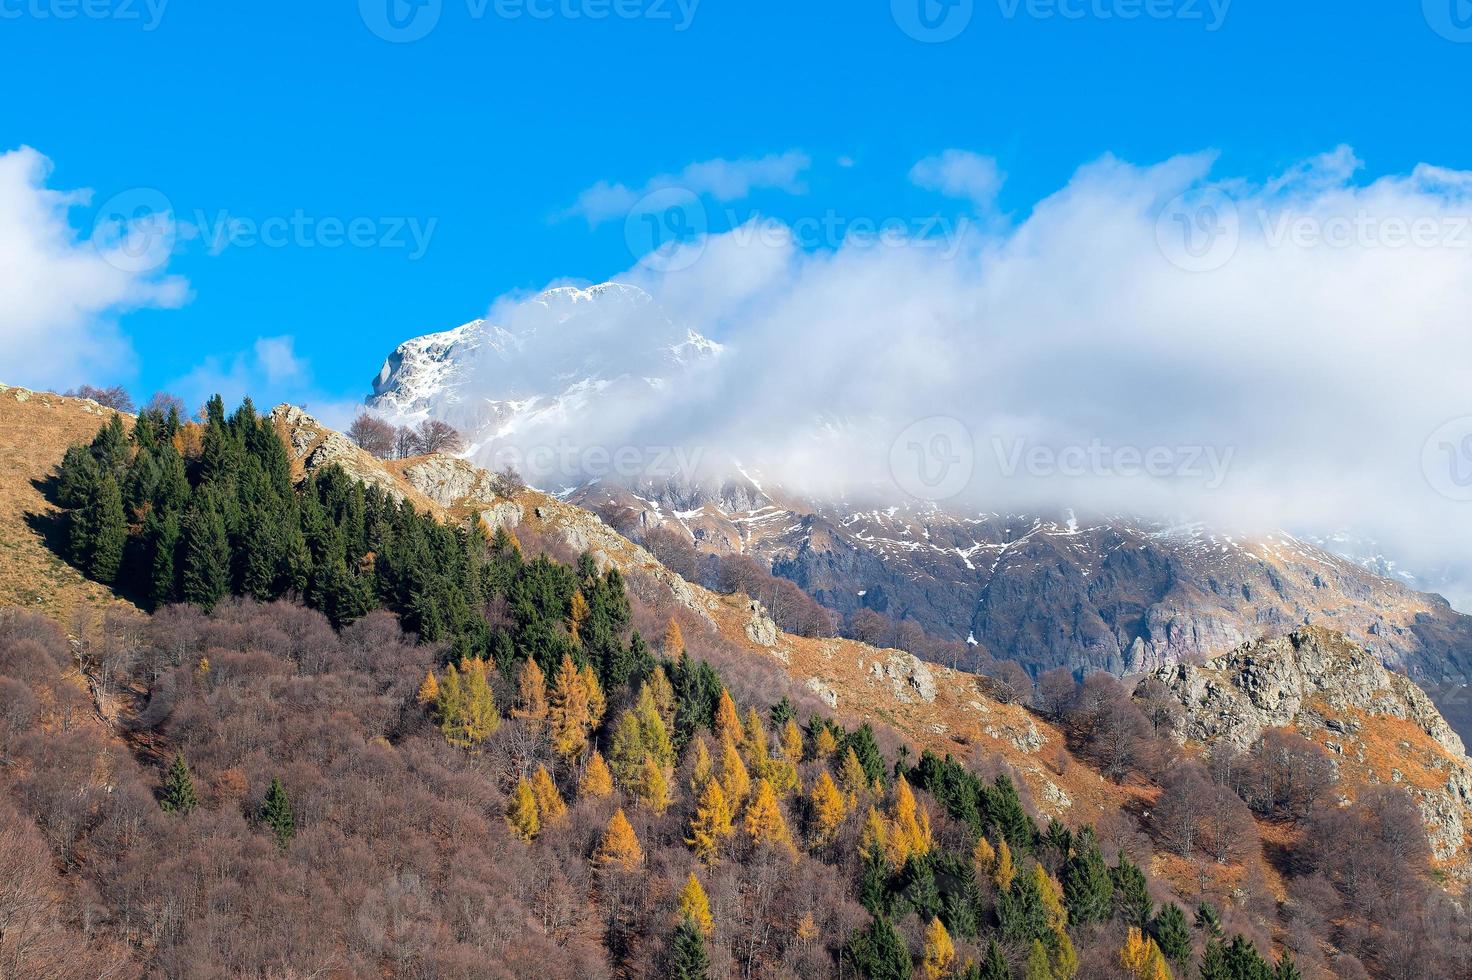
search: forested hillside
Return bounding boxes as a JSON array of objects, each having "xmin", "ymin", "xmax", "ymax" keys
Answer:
[{"xmin": 0, "ymin": 397, "xmax": 1468, "ymax": 979}]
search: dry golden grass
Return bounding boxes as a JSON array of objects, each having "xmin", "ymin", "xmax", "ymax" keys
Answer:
[{"xmin": 0, "ymin": 386, "xmax": 139, "ymax": 626}]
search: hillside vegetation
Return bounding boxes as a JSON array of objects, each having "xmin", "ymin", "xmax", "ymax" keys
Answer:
[{"xmin": 1, "ymin": 389, "xmax": 1469, "ymax": 979}]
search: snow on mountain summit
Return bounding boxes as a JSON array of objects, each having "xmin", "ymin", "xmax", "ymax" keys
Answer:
[{"xmin": 367, "ymin": 282, "xmax": 722, "ymax": 452}]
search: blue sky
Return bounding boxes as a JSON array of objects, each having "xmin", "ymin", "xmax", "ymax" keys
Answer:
[{"xmin": 3, "ymin": 1, "xmax": 1472, "ymax": 412}]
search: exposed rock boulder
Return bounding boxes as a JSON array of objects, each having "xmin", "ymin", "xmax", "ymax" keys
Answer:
[{"xmin": 1146, "ymin": 626, "xmax": 1472, "ymax": 859}]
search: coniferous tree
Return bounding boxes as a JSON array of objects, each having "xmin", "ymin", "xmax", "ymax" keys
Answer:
[
  {"xmin": 1150, "ymin": 902, "xmax": 1192, "ymax": 965},
  {"xmin": 1272, "ymin": 955, "xmax": 1302, "ymax": 980},
  {"xmin": 984, "ymin": 774, "xmax": 1034, "ymax": 855},
  {"xmin": 145, "ymin": 509, "xmax": 181, "ymax": 608},
  {"xmin": 844, "ymin": 915, "xmax": 910, "ymax": 980},
  {"xmin": 260, "ymin": 778, "xmax": 295, "ymax": 848},
  {"xmin": 675, "ymin": 873, "xmax": 713, "ymax": 935},
  {"xmin": 1061, "ymin": 826, "xmax": 1113, "ymax": 925},
  {"xmin": 159, "ymin": 754, "xmax": 198, "ymax": 814},
  {"xmin": 976, "ymin": 938, "xmax": 1013, "ymax": 980},
  {"xmin": 922, "ymin": 916, "xmax": 955, "ymax": 980},
  {"xmin": 181, "ymin": 497, "xmax": 230, "ymax": 611},
  {"xmin": 1111, "ymin": 854, "xmax": 1153, "ymax": 929},
  {"xmin": 668, "ymin": 915, "xmax": 711, "ymax": 980},
  {"xmin": 85, "ymin": 473, "xmax": 127, "ymax": 583}
]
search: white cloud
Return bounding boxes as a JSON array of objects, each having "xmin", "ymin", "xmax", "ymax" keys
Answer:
[
  {"xmin": 566, "ymin": 151, "xmax": 812, "ymax": 225},
  {"xmin": 909, "ymin": 150, "xmax": 1006, "ymax": 210},
  {"xmin": 0, "ymin": 146, "xmax": 188, "ymax": 392},
  {"xmin": 168, "ymin": 335, "xmax": 359, "ymax": 428},
  {"xmin": 474, "ymin": 147, "xmax": 1472, "ymax": 603}
]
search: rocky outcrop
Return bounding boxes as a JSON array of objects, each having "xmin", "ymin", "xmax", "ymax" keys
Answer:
[
  {"xmin": 399, "ymin": 456, "xmax": 500, "ymax": 508},
  {"xmin": 1150, "ymin": 627, "xmax": 1465, "ymax": 755},
  {"xmin": 1147, "ymin": 627, "xmax": 1472, "ymax": 859},
  {"xmin": 269, "ymin": 406, "xmax": 414, "ymax": 504}
]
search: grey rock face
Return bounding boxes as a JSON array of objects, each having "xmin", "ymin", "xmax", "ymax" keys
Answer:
[{"xmin": 1146, "ymin": 627, "xmax": 1472, "ymax": 859}]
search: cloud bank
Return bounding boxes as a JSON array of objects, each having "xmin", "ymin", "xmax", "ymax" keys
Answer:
[
  {"xmin": 478, "ymin": 147, "xmax": 1472, "ymax": 602},
  {"xmin": 0, "ymin": 146, "xmax": 188, "ymax": 392}
]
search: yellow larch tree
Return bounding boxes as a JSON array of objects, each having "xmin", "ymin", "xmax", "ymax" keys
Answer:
[
  {"xmin": 719, "ymin": 736, "xmax": 751, "ymax": 805},
  {"xmin": 548, "ymin": 653, "xmax": 593, "ymax": 759},
  {"xmin": 714, "ymin": 689, "xmax": 743, "ymax": 745},
  {"xmin": 888, "ymin": 775, "xmax": 933, "ymax": 867},
  {"xmin": 441, "ymin": 662, "xmax": 499, "ymax": 748},
  {"xmin": 922, "ymin": 916, "xmax": 956, "ymax": 980},
  {"xmin": 530, "ymin": 765, "xmax": 566, "ymax": 825},
  {"xmin": 993, "ymin": 839, "xmax": 1016, "ymax": 891},
  {"xmin": 637, "ymin": 755, "xmax": 672, "ymax": 813},
  {"xmin": 579, "ymin": 663, "xmax": 606, "ymax": 727},
  {"xmin": 648, "ymin": 665, "xmax": 676, "ymax": 730},
  {"xmin": 1120, "ymin": 928, "xmax": 1171, "ymax": 980},
  {"xmin": 689, "ymin": 736, "xmax": 714, "ymax": 795},
  {"xmin": 838, "ymin": 747, "xmax": 870, "ymax": 803},
  {"xmin": 663, "ymin": 617, "xmax": 685, "ymax": 657},
  {"xmin": 675, "ymin": 872, "xmax": 714, "ymax": 936},
  {"xmin": 743, "ymin": 778, "xmax": 797, "ymax": 859},
  {"xmin": 634, "ymin": 683, "xmax": 675, "ymax": 770},
  {"xmin": 808, "ymin": 770, "xmax": 847, "ymax": 847},
  {"xmin": 780, "ymin": 719, "xmax": 804, "ymax": 764},
  {"xmin": 416, "ymin": 670, "xmax": 439, "ymax": 706},
  {"xmin": 686, "ymin": 777, "xmax": 734, "ymax": 864},
  {"xmin": 972, "ymin": 836, "xmax": 997, "ymax": 881},
  {"xmin": 506, "ymin": 777, "xmax": 540, "ymax": 841},
  {"xmin": 859, "ymin": 805, "xmax": 889, "ymax": 863},
  {"xmin": 580, "ymin": 750, "xmax": 615, "ymax": 798},
  {"xmin": 594, "ymin": 808, "xmax": 644, "ymax": 871},
  {"xmin": 567, "ymin": 590, "xmax": 590, "ymax": 646},
  {"xmin": 1035, "ymin": 862, "xmax": 1068, "ymax": 935},
  {"xmin": 813, "ymin": 725, "xmax": 839, "ymax": 759},
  {"xmin": 512, "ymin": 658, "xmax": 548, "ymax": 722},
  {"xmin": 609, "ymin": 709, "xmax": 647, "ymax": 786},
  {"xmin": 742, "ymin": 706, "xmax": 770, "ymax": 769}
]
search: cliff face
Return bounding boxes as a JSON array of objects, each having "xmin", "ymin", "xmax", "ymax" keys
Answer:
[
  {"xmin": 1148, "ymin": 627, "xmax": 1472, "ymax": 860},
  {"xmin": 575, "ymin": 479, "xmax": 1472, "ymax": 738}
]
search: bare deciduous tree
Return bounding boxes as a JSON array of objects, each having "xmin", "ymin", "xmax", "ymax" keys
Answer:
[
  {"xmin": 65, "ymin": 384, "xmax": 134, "ymax": 412},
  {"xmin": 348, "ymin": 413, "xmax": 397, "ymax": 459}
]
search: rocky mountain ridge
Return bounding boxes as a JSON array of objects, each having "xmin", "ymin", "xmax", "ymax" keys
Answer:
[{"xmin": 1149, "ymin": 626, "xmax": 1472, "ymax": 859}]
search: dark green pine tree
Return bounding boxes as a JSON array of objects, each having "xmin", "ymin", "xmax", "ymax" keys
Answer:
[
  {"xmin": 859, "ymin": 850, "xmax": 891, "ymax": 916},
  {"xmin": 1273, "ymin": 954, "xmax": 1303, "ymax": 980},
  {"xmin": 146, "ymin": 509, "xmax": 182, "ymax": 609},
  {"xmin": 1061, "ymin": 826, "xmax": 1113, "ymax": 925},
  {"xmin": 667, "ymin": 915, "xmax": 711, "ymax": 980},
  {"xmin": 769, "ymin": 695, "xmax": 796, "ymax": 729},
  {"xmin": 843, "ymin": 915, "xmax": 910, "ymax": 980},
  {"xmin": 845, "ymin": 723, "xmax": 887, "ymax": 788},
  {"xmin": 984, "ymin": 774, "xmax": 1034, "ymax": 855},
  {"xmin": 260, "ymin": 777, "xmax": 295, "ymax": 848},
  {"xmin": 1150, "ymin": 902, "xmax": 1192, "ymax": 965},
  {"xmin": 1041, "ymin": 818, "xmax": 1072, "ymax": 866},
  {"xmin": 159, "ymin": 753, "xmax": 199, "ymax": 814},
  {"xmin": 1223, "ymin": 935, "xmax": 1273, "ymax": 980},
  {"xmin": 943, "ymin": 886, "xmax": 979, "ymax": 939},
  {"xmin": 181, "ymin": 498, "xmax": 230, "ymax": 611},
  {"xmin": 1110, "ymin": 854, "xmax": 1153, "ymax": 929},
  {"xmin": 91, "ymin": 413, "xmax": 130, "ymax": 476},
  {"xmin": 1199, "ymin": 938, "xmax": 1230, "ymax": 980},
  {"xmin": 997, "ymin": 862, "xmax": 1050, "ymax": 944},
  {"xmin": 86, "ymin": 474, "xmax": 128, "ymax": 584},
  {"xmin": 977, "ymin": 937, "xmax": 1014, "ymax": 980},
  {"xmin": 1195, "ymin": 902, "xmax": 1224, "ymax": 941},
  {"xmin": 56, "ymin": 443, "xmax": 102, "ymax": 509}
]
